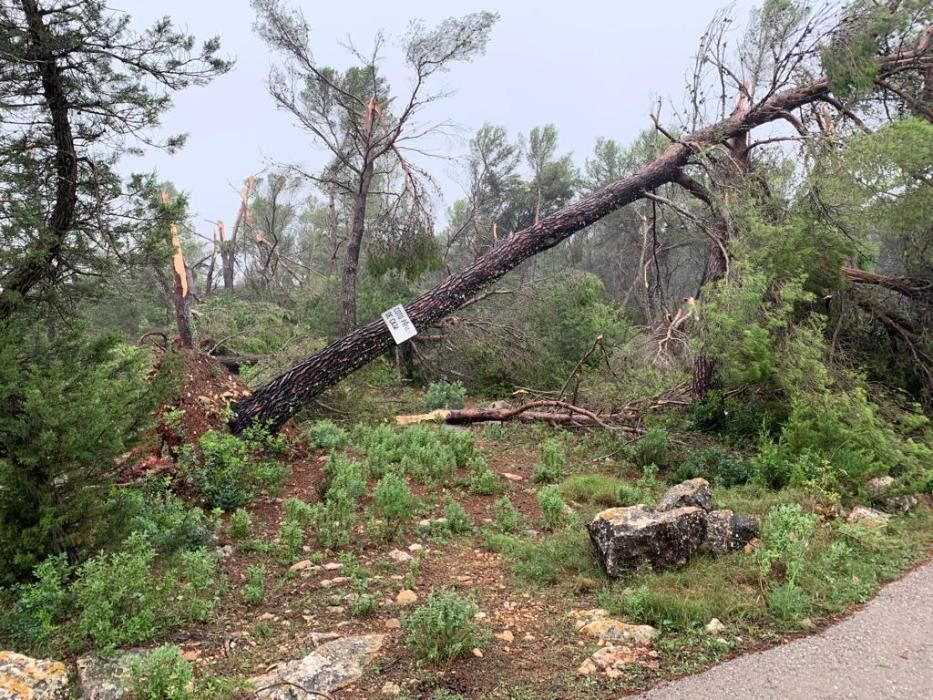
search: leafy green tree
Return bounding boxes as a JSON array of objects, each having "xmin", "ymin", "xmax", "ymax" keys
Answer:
[{"xmin": 0, "ymin": 0, "xmax": 230, "ymax": 318}]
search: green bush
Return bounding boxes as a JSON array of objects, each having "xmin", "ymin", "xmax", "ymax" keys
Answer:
[
  {"xmin": 360, "ymin": 425, "xmax": 472, "ymax": 484},
  {"xmin": 443, "ymin": 500, "xmax": 473, "ymax": 535},
  {"xmin": 533, "ymin": 439, "xmax": 565, "ymax": 484},
  {"xmin": 617, "ymin": 482, "xmax": 647, "ymax": 506},
  {"xmin": 278, "ymin": 518, "xmax": 304, "ymax": 563},
  {"xmin": 242, "ymin": 564, "xmax": 267, "ymax": 606},
  {"xmin": 404, "ymin": 589, "xmax": 484, "ymax": 662},
  {"xmin": 493, "ymin": 497, "xmax": 521, "ymax": 534},
  {"xmin": 307, "ymin": 419, "xmax": 349, "ymax": 451},
  {"xmin": 181, "ymin": 431, "xmax": 289, "ymax": 511},
  {"xmin": 757, "ymin": 503, "xmax": 817, "ymax": 587},
  {"xmin": 676, "ymin": 448, "xmax": 750, "ymax": 488},
  {"xmin": 119, "ymin": 479, "xmax": 219, "ymax": 557},
  {"xmin": 128, "ymin": 645, "xmax": 193, "ymax": 700},
  {"xmin": 632, "ymin": 427, "xmax": 669, "ymax": 468},
  {"xmin": 1, "ymin": 555, "xmax": 68, "ymax": 648},
  {"xmin": 229, "ymin": 509, "xmax": 252, "ymax": 541},
  {"xmin": 176, "ymin": 549, "xmax": 218, "ymax": 623},
  {"xmin": 424, "ymin": 380, "xmax": 467, "ymax": 410},
  {"xmin": 0, "ymin": 328, "xmax": 156, "ymax": 582},
  {"xmin": 322, "ymin": 455, "xmax": 367, "ymax": 501},
  {"xmin": 372, "ymin": 473, "xmax": 416, "ymax": 532},
  {"xmin": 309, "ymin": 491, "xmax": 356, "ymax": 549},
  {"xmin": 467, "ymin": 456, "xmax": 503, "ymax": 495},
  {"xmin": 536, "ymin": 486, "xmax": 569, "ymax": 531},
  {"xmin": 73, "ymin": 533, "xmax": 165, "ymax": 650}
]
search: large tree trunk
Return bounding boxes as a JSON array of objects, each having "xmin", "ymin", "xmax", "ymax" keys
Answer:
[
  {"xmin": 339, "ymin": 164, "xmax": 374, "ymax": 336},
  {"xmin": 229, "ymin": 41, "xmax": 932, "ymax": 435},
  {"xmin": 0, "ymin": 0, "xmax": 78, "ymax": 318}
]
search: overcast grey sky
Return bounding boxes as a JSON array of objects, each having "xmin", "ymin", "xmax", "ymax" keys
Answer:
[{"xmin": 116, "ymin": 0, "xmax": 758, "ymax": 231}]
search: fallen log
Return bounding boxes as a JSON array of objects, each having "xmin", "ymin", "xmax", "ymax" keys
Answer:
[
  {"xmin": 229, "ymin": 34, "xmax": 932, "ymax": 435},
  {"xmin": 396, "ymin": 400, "xmax": 644, "ymax": 432}
]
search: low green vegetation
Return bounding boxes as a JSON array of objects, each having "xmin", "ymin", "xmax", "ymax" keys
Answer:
[{"xmin": 404, "ymin": 588, "xmax": 486, "ymax": 662}]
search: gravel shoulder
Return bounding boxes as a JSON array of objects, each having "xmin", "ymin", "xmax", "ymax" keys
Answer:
[{"xmin": 637, "ymin": 558, "xmax": 933, "ymax": 700}]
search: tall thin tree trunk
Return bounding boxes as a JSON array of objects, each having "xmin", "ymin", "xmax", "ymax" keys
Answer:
[{"xmin": 339, "ymin": 164, "xmax": 374, "ymax": 336}]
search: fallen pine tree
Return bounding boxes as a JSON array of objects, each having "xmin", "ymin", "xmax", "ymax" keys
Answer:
[{"xmin": 229, "ymin": 29, "xmax": 933, "ymax": 435}]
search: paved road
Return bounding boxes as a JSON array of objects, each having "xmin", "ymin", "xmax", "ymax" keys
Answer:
[{"xmin": 638, "ymin": 560, "xmax": 933, "ymax": 700}]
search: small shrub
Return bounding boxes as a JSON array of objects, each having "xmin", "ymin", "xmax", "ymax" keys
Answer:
[
  {"xmin": 242, "ymin": 564, "xmax": 267, "ymax": 606},
  {"xmin": 307, "ymin": 419, "xmax": 349, "ymax": 451},
  {"xmin": 424, "ymin": 381, "xmax": 467, "ymax": 410},
  {"xmin": 281, "ymin": 497, "xmax": 316, "ymax": 525},
  {"xmin": 536, "ymin": 486, "xmax": 569, "ymax": 531},
  {"xmin": 767, "ymin": 582, "xmax": 811, "ymax": 621},
  {"xmin": 182, "ymin": 431, "xmax": 289, "ymax": 511},
  {"xmin": 1, "ymin": 555, "xmax": 69, "ymax": 647},
  {"xmin": 617, "ymin": 482, "xmax": 646, "ymax": 506},
  {"xmin": 632, "ymin": 427, "xmax": 670, "ymax": 468},
  {"xmin": 757, "ymin": 503, "xmax": 817, "ymax": 586},
  {"xmin": 73, "ymin": 533, "xmax": 165, "ymax": 650},
  {"xmin": 558, "ymin": 474, "xmax": 624, "ymax": 506},
  {"xmin": 533, "ymin": 439, "xmax": 565, "ymax": 484},
  {"xmin": 120, "ymin": 478, "xmax": 219, "ymax": 557},
  {"xmin": 322, "ymin": 455, "xmax": 367, "ymax": 501},
  {"xmin": 240, "ymin": 421, "xmax": 289, "ymax": 457},
  {"xmin": 511, "ymin": 527, "xmax": 601, "ymax": 586},
  {"xmin": 128, "ymin": 645, "xmax": 193, "ymax": 700},
  {"xmin": 278, "ymin": 518, "xmax": 304, "ymax": 563},
  {"xmin": 372, "ymin": 473, "xmax": 416, "ymax": 531},
  {"xmin": 229, "ymin": 509, "xmax": 252, "ymax": 541},
  {"xmin": 176, "ymin": 549, "xmax": 219, "ymax": 623},
  {"xmin": 676, "ymin": 447, "xmax": 750, "ymax": 487},
  {"xmin": 493, "ymin": 497, "xmax": 521, "ymax": 534},
  {"xmin": 309, "ymin": 491, "xmax": 355, "ymax": 549},
  {"xmin": 468, "ymin": 456, "xmax": 502, "ymax": 495},
  {"xmin": 404, "ymin": 589, "xmax": 484, "ymax": 661},
  {"xmin": 444, "ymin": 500, "xmax": 473, "ymax": 535}
]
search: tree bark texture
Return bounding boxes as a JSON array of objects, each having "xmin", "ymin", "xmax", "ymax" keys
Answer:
[
  {"xmin": 0, "ymin": 0, "xmax": 78, "ymax": 318},
  {"xmin": 339, "ymin": 164, "xmax": 374, "ymax": 336},
  {"xmin": 230, "ymin": 41, "xmax": 931, "ymax": 435}
]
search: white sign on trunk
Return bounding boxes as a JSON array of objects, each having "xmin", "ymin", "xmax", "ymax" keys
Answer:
[{"xmin": 381, "ymin": 304, "xmax": 418, "ymax": 345}]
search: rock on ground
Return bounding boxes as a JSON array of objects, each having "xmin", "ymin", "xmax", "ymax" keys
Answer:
[
  {"xmin": 77, "ymin": 649, "xmax": 152, "ymax": 700},
  {"xmin": 657, "ymin": 478, "xmax": 712, "ymax": 512},
  {"xmin": 251, "ymin": 634, "xmax": 385, "ymax": 699},
  {"xmin": 572, "ymin": 609, "xmax": 658, "ymax": 645},
  {"xmin": 847, "ymin": 506, "xmax": 890, "ymax": 528},
  {"xmin": 866, "ymin": 475, "xmax": 895, "ymax": 500},
  {"xmin": 701, "ymin": 509, "xmax": 759, "ymax": 556},
  {"xmin": 587, "ymin": 505, "xmax": 708, "ymax": 576},
  {"xmin": 0, "ymin": 652, "xmax": 69, "ymax": 700}
]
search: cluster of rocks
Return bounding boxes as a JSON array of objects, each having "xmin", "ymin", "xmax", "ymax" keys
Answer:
[
  {"xmin": 866, "ymin": 476, "xmax": 920, "ymax": 516},
  {"xmin": 587, "ymin": 478, "xmax": 759, "ymax": 576},
  {"xmin": 571, "ymin": 609, "xmax": 660, "ymax": 678}
]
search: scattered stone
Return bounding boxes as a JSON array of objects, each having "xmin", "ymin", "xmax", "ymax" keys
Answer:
[
  {"xmin": 259, "ymin": 612, "xmax": 276, "ymax": 622},
  {"xmin": 388, "ymin": 549, "xmax": 413, "ymax": 563},
  {"xmin": 587, "ymin": 505, "xmax": 708, "ymax": 576},
  {"xmin": 577, "ymin": 658, "xmax": 598, "ymax": 675},
  {"xmin": 289, "ymin": 560, "xmax": 320, "ymax": 573},
  {"xmin": 705, "ymin": 618, "xmax": 726, "ymax": 635},
  {"xmin": 800, "ymin": 617, "xmax": 816, "ymax": 630},
  {"xmin": 501, "ymin": 472, "xmax": 524, "ymax": 482},
  {"xmin": 474, "ymin": 611, "xmax": 487, "ymax": 620},
  {"xmin": 744, "ymin": 538, "xmax": 760, "ymax": 554},
  {"xmin": 881, "ymin": 495, "xmax": 919, "ymax": 515},
  {"xmin": 323, "ymin": 562, "xmax": 343, "ymax": 571},
  {"xmin": 407, "ymin": 543, "xmax": 424, "ymax": 553},
  {"xmin": 320, "ymin": 576, "xmax": 350, "ymax": 588},
  {"xmin": 472, "ymin": 648, "xmax": 484, "ymax": 658},
  {"xmin": 488, "ymin": 400, "xmax": 510, "ymax": 410},
  {"xmin": 495, "ymin": 630, "xmax": 514, "ymax": 643},
  {"xmin": 381, "ymin": 681, "xmax": 402, "ymax": 696},
  {"xmin": 866, "ymin": 476, "xmax": 895, "ymax": 500},
  {"xmin": 657, "ymin": 478, "xmax": 713, "ymax": 512},
  {"xmin": 310, "ymin": 632, "xmax": 342, "ymax": 647},
  {"xmin": 214, "ymin": 544, "xmax": 234, "ymax": 559},
  {"xmin": 571, "ymin": 609, "xmax": 658, "ymax": 645},
  {"xmin": 701, "ymin": 509, "xmax": 759, "ymax": 556},
  {"xmin": 847, "ymin": 506, "xmax": 890, "ymax": 528},
  {"xmin": 384, "ymin": 618, "xmax": 402, "ymax": 630},
  {"xmin": 0, "ymin": 651, "xmax": 69, "ymax": 700},
  {"xmin": 251, "ymin": 634, "xmax": 385, "ymax": 699},
  {"xmin": 396, "ymin": 590, "xmax": 418, "ymax": 606}
]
